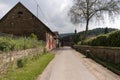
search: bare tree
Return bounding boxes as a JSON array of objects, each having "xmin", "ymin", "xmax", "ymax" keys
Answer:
[{"xmin": 69, "ymin": 0, "xmax": 120, "ymax": 39}]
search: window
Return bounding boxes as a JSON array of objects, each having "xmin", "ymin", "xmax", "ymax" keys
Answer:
[{"xmin": 18, "ymin": 11, "xmax": 23, "ymax": 14}]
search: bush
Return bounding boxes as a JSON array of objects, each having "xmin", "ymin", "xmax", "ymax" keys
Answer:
[
  {"xmin": 0, "ymin": 36, "xmax": 42, "ymax": 51},
  {"xmin": 0, "ymin": 42, "xmax": 10, "ymax": 51},
  {"xmin": 17, "ymin": 58, "xmax": 28, "ymax": 68},
  {"xmin": 81, "ymin": 35, "xmax": 108, "ymax": 46},
  {"xmin": 90, "ymin": 35, "xmax": 108, "ymax": 46},
  {"xmin": 0, "ymin": 37, "xmax": 14, "ymax": 51},
  {"xmin": 81, "ymin": 30, "xmax": 120, "ymax": 47},
  {"xmin": 29, "ymin": 33, "xmax": 37, "ymax": 40},
  {"xmin": 107, "ymin": 30, "xmax": 120, "ymax": 47},
  {"xmin": 17, "ymin": 59, "xmax": 24, "ymax": 68}
]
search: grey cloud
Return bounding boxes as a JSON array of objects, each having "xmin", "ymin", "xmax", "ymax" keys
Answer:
[
  {"xmin": 0, "ymin": 0, "xmax": 77, "ymax": 33},
  {"xmin": 0, "ymin": 0, "xmax": 119, "ymax": 33}
]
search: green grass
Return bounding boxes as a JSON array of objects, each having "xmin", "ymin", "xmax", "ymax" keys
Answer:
[
  {"xmin": 0, "ymin": 34, "xmax": 42, "ymax": 52},
  {"xmin": 2, "ymin": 53, "xmax": 54, "ymax": 80}
]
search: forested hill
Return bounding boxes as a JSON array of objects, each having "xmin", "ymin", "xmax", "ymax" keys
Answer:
[
  {"xmin": 59, "ymin": 33, "xmax": 74, "ymax": 38},
  {"xmin": 60, "ymin": 28, "xmax": 118, "ymax": 38},
  {"xmin": 59, "ymin": 28, "xmax": 118, "ymax": 43},
  {"xmin": 77, "ymin": 28, "xmax": 118, "ymax": 36}
]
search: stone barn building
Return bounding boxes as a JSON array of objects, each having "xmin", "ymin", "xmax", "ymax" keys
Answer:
[{"xmin": 0, "ymin": 2, "xmax": 57, "ymax": 51}]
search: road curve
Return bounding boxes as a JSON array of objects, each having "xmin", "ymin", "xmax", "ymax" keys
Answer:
[{"xmin": 37, "ymin": 47, "xmax": 120, "ymax": 80}]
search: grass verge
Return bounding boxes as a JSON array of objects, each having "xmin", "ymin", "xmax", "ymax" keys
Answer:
[{"xmin": 1, "ymin": 53, "xmax": 54, "ymax": 80}]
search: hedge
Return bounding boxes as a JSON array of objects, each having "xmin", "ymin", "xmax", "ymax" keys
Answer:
[{"xmin": 81, "ymin": 30, "xmax": 120, "ymax": 47}]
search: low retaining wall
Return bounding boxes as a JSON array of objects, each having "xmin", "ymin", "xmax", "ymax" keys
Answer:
[
  {"xmin": 73, "ymin": 45, "xmax": 120, "ymax": 64},
  {"xmin": 0, "ymin": 47, "xmax": 44, "ymax": 75}
]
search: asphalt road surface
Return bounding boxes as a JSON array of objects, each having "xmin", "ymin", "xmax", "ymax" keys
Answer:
[{"xmin": 37, "ymin": 47, "xmax": 120, "ymax": 80}]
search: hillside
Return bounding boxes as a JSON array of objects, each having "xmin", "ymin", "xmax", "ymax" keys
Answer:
[
  {"xmin": 60, "ymin": 28, "xmax": 117, "ymax": 38},
  {"xmin": 78, "ymin": 28, "xmax": 117, "ymax": 36},
  {"xmin": 60, "ymin": 28, "xmax": 118, "ymax": 44},
  {"xmin": 59, "ymin": 33, "xmax": 74, "ymax": 38},
  {"xmin": 77, "ymin": 28, "xmax": 118, "ymax": 41}
]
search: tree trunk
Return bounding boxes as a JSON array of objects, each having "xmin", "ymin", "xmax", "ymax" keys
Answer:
[{"xmin": 83, "ymin": 19, "xmax": 89, "ymax": 40}]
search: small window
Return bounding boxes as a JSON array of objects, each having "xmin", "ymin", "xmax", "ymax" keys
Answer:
[{"xmin": 18, "ymin": 11, "xmax": 23, "ymax": 14}]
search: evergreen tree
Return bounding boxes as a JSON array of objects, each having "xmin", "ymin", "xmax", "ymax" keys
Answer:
[{"xmin": 104, "ymin": 27, "xmax": 109, "ymax": 34}]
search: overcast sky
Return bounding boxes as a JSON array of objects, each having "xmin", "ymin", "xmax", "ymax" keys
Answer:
[{"xmin": 0, "ymin": 0, "xmax": 120, "ymax": 34}]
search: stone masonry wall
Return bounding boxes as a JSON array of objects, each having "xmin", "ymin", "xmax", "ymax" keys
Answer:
[
  {"xmin": 0, "ymin": 47, "xmax": 44, "ymax": 75},
  {"xmin": 73, "ymin": 45, "xmax": 120, "ymax": 64}
]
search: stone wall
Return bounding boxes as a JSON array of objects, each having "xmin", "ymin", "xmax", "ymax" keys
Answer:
[
  {"xmin": 0, "ymin": 47, "xmax": 44, "ymax": 75},
  {"xmin": 73, "ymin": 45, "xmax": 120, "ymax": 64}
]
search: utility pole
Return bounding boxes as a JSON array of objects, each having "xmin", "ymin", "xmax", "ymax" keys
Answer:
[
  {"xmin": 37, "ymin": 4, "xmax": 39, "ymax": 18},
  {"xmin": 104, "ymin": 27, "xmax": 109, "ymax": 34},
  {"xmin": 74, "ymin": 29, "xmax": 77, "ymax": 44}
]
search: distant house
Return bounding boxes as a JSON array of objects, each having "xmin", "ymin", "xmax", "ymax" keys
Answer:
[
  {"xmin": 61, "ymin": 35, "xmax": 74, "ymax": 46},
  {"xmin": 0, "ymin": 2, "xmax": 57, "ymax": 51}
]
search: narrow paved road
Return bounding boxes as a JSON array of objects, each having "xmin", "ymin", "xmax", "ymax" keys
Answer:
[{"xmin": 37, "ymin": 47, "xmax": 120, "ymax": 80}]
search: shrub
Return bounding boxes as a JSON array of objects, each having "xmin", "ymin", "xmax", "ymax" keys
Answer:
[
  {"xmin": 29, "ymin": 33, "xmax": 37, "ymax": 40},
  {"xmin": 81, "ymin": 35, "xmax": 108, "ymax": 46},
  {"xmin": 17, "ymin": 58, "xmax": 28, "ymax": 68},
  {"xmin": 0, "ymin": 36, "xmax": 42, "ymax": 52},
  {"xmin": 107, "ymin": 30, "xmax": 120, "ymax": 47},
  {"xmin": 17, "ymin": 59, "xmax": 24, "ymax": 68},
  {"xmin": 81, "ymin": 30, "xmax": 120, "ymax": 47},
  {"xmin": 0, "ymin": 37, "xmax": 13, "ymax": 51},
  {"xmin": 90, "ymin": 35, "xmax": 108, "ymax": 46}
]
